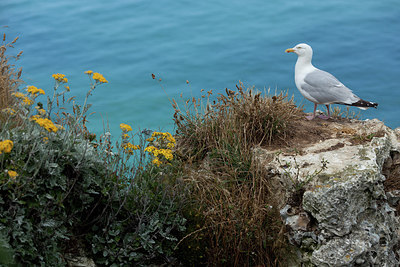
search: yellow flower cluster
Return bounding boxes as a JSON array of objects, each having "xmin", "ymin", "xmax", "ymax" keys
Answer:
[
  {"xmin": 12, "ymin": 92, "xmax": 25, "ymax": 98},
  {"xmin": 27, "ymin": 85, "xmax": 45, "ymax": 96},
  {"xmin": 120, "ymin": 123, "xmax": 132, "ymax": 132},
  {"xmin": 12, "ymin": 92, "xmax": 34, "ymax": 106},
  {"xmin": 31, "ymin": 115, "xmax": 59, "ymax": 133},
  {"xmin": 35, "ymin": 106, "xmax": 46, "ymax": 116},
  {"xmin": 0, "ymin": 140, "xmax": 13, "ymax": 154},
  {"xmin": 147, "ymin": 131, "xmax": 176, "ymax": 148},
  {"xmin": 145, "ymin": 131, "xmax": 176, "ymax": 166},
  {"xmin": 145, "ymin": 146, "xmax": 173, "ymax": 160},
  {"xmin": 92, "ymin": 72, "xmax": 108, "ymax": 83},
  {"xmin": 152, "ymin": 157, "xmax": 162, "ymax": 167},
  {"xmin": 52, "ymin": 73, "xmax": 68, "ymax": 83},
  {"xmin": 8, "ymin": 170, "xmax": 18, "ymax": 179},
  {"xmin": 84, "ymin": 70, "xmax": 93, "ymax": 75},
  {"xmin": 123, "ymin": 143, "xmax": 140, "ymax": 155},
  {"xmin": 23, "ymin": 97, "xmax": 34, "ymax": 105}
]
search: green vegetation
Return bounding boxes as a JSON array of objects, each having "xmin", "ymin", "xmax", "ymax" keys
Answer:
[
  {"xmin": 0, "ymin": 35, "xmax": 186, "ymax": 266},
  {"xmin": 171, "ymin": 82, "xmax": 303, "ymax": 266},
  {"xmin": 276, "ymin": 153, "xmax": 329, "ymax": 192},
  {"xmin": 1, "ymin": 35, "xmax": 304, "ymax": 266}
]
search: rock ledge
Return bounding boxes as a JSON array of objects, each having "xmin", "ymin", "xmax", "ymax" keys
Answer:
[{"xmin": 257, "ymin": 119, "xmax": 400, "ymax": 266}]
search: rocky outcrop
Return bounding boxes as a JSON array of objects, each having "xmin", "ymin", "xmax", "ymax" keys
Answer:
[{"xmin": 256, "ymin": 119, "xmax": 400, "ymax": 266}]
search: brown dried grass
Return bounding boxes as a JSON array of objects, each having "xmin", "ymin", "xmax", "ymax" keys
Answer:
[
  {"xmin": 180, "ymin": 163, "xmax": 291, "ymax": 266},
  {"xmin": 172, "ymin": 82, "xmax": 302, "ymax": 266},
  {"xmin": 0, "ymin": 33, "xmax": 23, "ymax": 118},
  {"xmin": 172, "ymin": 81, "xmax": 303, "ymax": 163}
]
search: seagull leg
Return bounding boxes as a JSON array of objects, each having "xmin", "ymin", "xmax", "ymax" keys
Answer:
[
  {"xmin": 306, "ymin": 103, "xmax": 318, "ymax": 120},
  {"xmin": 326, "ymin": 105, "xmax": 331, "ymax": 118},
  {"xmin": 317, "ymin": 105, "xmax": 330, "ymax": 120}
]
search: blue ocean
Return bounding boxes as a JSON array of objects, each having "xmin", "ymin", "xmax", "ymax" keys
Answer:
[{"xmin": 1, "ymin": 0, "xmax": 399, "ymax": 137}]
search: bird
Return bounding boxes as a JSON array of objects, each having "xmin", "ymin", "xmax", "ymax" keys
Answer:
[{"xmin": 285, "ymin": 43, "xmax": 377, "ymax": 120}]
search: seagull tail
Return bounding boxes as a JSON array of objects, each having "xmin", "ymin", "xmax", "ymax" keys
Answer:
[{"xmin": 347, "ymin": 99, "xmax": 378, "ymax": 110}]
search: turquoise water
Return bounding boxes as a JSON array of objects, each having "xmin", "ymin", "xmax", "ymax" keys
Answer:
[{"xmin": 1, "ymin": 0, "xmax": 400, "ymax": 137}]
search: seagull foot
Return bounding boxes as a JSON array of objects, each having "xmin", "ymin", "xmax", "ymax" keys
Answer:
[
  {"xmin": 306, "ymin": 115, "xmax": 315, "ymax": 120},
  {"xmin": 317, "ymin": 114, "xmax": 330, "ymax": 120}
]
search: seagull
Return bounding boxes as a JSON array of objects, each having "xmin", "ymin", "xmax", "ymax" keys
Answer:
[{"xmin": 285, "ymin": 43, "xmax": 377, "ymax": 120}]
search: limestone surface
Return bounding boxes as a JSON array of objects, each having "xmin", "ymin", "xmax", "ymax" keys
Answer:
[{"xmin": 259, "ymin": 119, "xmax": 400, "ymax": 266}]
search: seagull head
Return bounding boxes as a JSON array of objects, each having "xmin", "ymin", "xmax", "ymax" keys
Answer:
[{"xmin": 285, "ymin": 43, "xmax": 313, "ymax": 58}]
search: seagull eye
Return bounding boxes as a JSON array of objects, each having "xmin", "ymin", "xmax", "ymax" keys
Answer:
[{"xmin": 297, "ymin": 46, "xmax": 302, "ymax": 49}]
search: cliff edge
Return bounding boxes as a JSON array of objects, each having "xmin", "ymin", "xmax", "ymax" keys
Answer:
[{"xmin": 255, "ymin": 118, "xmax": 400, "ymax": 266}]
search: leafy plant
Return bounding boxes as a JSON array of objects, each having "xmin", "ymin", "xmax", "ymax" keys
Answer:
[
  {"xmin": 0, "ymin": 60, "xmax": 187, "ymax": 266},
  {"xmin": 276, "ymin": 152, "xmax": 329, "ymax": 192}
]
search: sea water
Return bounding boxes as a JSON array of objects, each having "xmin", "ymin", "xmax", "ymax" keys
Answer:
[{"xmin": 1, "ymin": 0, "xmax": 399, "ymax": 138}]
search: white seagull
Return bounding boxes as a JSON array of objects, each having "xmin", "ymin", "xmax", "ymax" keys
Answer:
[{"xmin": 285, "ymin": 43, "xmax": 377, "ymax": 120}]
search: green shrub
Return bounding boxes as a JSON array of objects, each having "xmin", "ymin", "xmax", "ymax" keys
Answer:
[
  {"xmin": 87, "ymin": 157, "xmax": 187, "ymax": 266},
  {"xmin": 0, "ymin": 69, "xmax": 187, "ymax": 266},
  {"xmin": 0, "ymin": 126, "xmax": 110, "ymax": 265}
]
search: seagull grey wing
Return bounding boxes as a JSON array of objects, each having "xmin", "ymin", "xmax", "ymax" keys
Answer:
[{"xmin": 301, "ymin": 69, "xmax": 359, "ymax": 105}]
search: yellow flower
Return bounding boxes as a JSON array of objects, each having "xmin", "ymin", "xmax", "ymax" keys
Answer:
[
  {"xmin": 27, "ymin": 85, "xmax": 45, "ymax": 96},
  {"xmin": 43, "ymin": 137, "xmax": 49, "ymax": 143},
  {"xmin": 31, "ymin": 115, "xmax": 58, "ymax": 133},
  {"xmin": 148, "ymin": 131, "xmax": 176, "ymax": 149},
  {"xmin": 152, "ymin": 157, "xmax": 162, "ymax": 167},
  {"xmin": 122, "ymin": 133, "xmax": 129, "ymax": 139},
  {"xmin": 119, "ymin": 123, "xmax": 132, "ymax": 132},
  {"xmin": 22, "ymin": 97, "xmax": 34, "ymax": 105},
  {"xmin": 166, "ymin": 134, "xmax": 176, "ymax": 144},
  {"xmin": 167, "ymin": 142, "xmax": 175, "ymax": 149},
  {"xmin": 92, "ymin": 72, "xmax": 108, "ymax": 83},
  {"xmin": 163, "ymin": 149, "xmax": 173, "ymax": 160},
  {"xmin": 0, "ymin": 140, "xmax": 13, "ymax": 154},
  {"xmin": 52, "ymin": 73, "xmax": 68, "ymax": 83},
  {"xmin": 144, "ymin": 132, "xmax": 175, "ymax": 166},
  {"xmin": 123, "ymin": 143, "xmax": 140, "ymax": 154},
  {"xmin": 145, "ymin": 146, "xmax": 173, "ymax": 163},
  {"xmin": 64, "ymin": 85, "xmax": 70, "ymax": 91},
  {"xmin": 12, "ymin": 92, "xmax": 25, "ymax": 98},
  {"xmin": 144, "ymin": 146, "xmax": 156, "ymax": 153},
  {"xmin": 84, "ymin": 70, "xmax": 93, "ymax": 75},
  {"xmin": 8, "ymin": 170, "xmax": 18, "ymax": 179},
  {"xmin": 151, "ymin": 131, "xmax": 175, "ymax": 143},
  {"xmin": 35, "ymin": 107, "xmax": 46, "ymax": 116},
  {"xmin": 157, "ymin": 148, "xmax": 173, "ymax": 160},
  {"xmin": 12, "ymin": 92, "xmax": 34, "ymax": 105}
]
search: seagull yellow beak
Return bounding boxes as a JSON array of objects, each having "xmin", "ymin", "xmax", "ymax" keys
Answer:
[{"xmin": 285, "ymin": 48, "xmax": 295, "ymax": 53}]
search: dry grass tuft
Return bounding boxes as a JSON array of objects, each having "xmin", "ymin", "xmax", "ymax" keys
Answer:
[
  {"xmin": 172, "ymin": 82, "xmax": 302, "ymax": 266},
  {"xmin": 173, "ymin": 81, "xmax": 303, "ymax": 163},
  {"xmin": 181, "ymin": 163, "xmax": 291, "ymax": 266},
  {"xmin": 331, "ymin": 106, "xmax": 361, "ymax": 120},
  {"xmin": 0, "ymin": 34, "xmax": 23, "ymax": 114}
]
